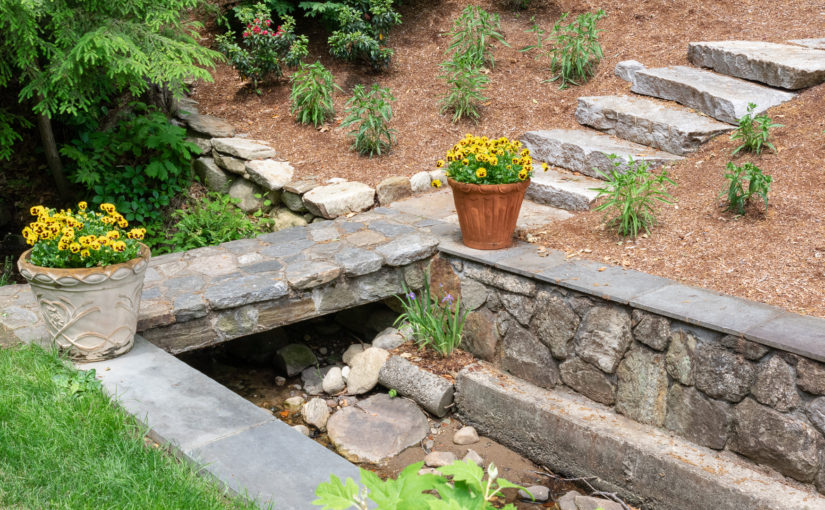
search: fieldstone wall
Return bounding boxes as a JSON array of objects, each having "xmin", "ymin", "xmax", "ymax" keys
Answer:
[
  {"xmin": 176, "ymin": 99, "xmax": 445, "ymax": 230},
  {"xmin": 430, "ymin": 253, "xmax": 825, "ymax": 494}
]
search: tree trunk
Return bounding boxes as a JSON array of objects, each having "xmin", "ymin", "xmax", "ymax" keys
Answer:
[{"xmin": 36, "ymin": 112, "xmax": 72, "ymax": 201}]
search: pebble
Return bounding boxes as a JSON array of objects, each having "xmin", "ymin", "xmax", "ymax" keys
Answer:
[
  {"xmin": 341, "ymin": 366, "xmax": 350, "ymax": 382},
  {"xmin": 518, "ymin": 485, "xmax": 550, "ymax": 503},
  {"xmin": 326, "ymin": 399, "xmax": 338, "ymax": 408},
  {"xmin": 322, "ymin": 366, "xmax": 346, "ymax": 394},
  {"xmin": 275, "ymin": 376, "xmax": 286, "ymax": 386},
  {"xmin": 283, "ymin": 396, "xmax": 306, "ymax": 411},
  {"xmin": 319, "ymin": 347, "xmax": 328, "ymax": 355},
  {"xmin": 292, "ymin": 424, "xmax": 310, "ymax": 436},
  {"xmin": 418, "ymin": 467, "xmax": 441, "ymax": 476},
  {"xmin": 424, "ymin": 451, "xmax": 457, "ymax": 468},
  {"xmin": 302, "ymin": 397, "xmax": 331, "ymax": 430},
  {"xmin": 462, "ymin": 449, "xmax": 484, "ymax": 466},
  {"xmin": 423, "ymin": 439, "xmax": 435, "ymax": 451},
  {"xmin": 290, "ymin": 384, "xmax": 302, "ymax": 390},
  {"xmin": 453, "ymin": 426, "xmax": 479, "ymax": 445},
  {"xmin": 342, "ymin": 344, "xmax": 367, "ymax": 365}
]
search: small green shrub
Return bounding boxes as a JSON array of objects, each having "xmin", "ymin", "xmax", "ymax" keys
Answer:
[
  {"xmin": 309, "ymin": 0, "xmax": 402, "ymax": 71},
  {"xmin": 592, "ymin": 156, "xmax": 675, "ymax": 238},
  {"xmin": 61, "ymin": 103, "xmax": 199, "ymax": 226},
  {"xmin": 719, "ymin": 161, "xmax": 771, "ymax": 215},
  {"xmin": 394, "ymin": 279, "xmax": 468, "ymax": 357},
  {"xmin": 439, "ymin": 57, "xmax": 489, "ymax": 123},
  {"xmin": 216, "ymin": 2, "xmax": 308, "ymax": 93},
  {"xmin": 154, "ymin": 193, "xmax": 270, "ymax": 254},
  {"xmin": 730, "ymin": 102, "xmax": 783, "ymax": 156},
  {"xmin": 341, "ymin": 84, "xmax": 396, "ymax": 157},
  {"xmin": 446, "ymin": 5, "xmax": 509, "ymax": 69},
  {"xmin": 314, "ymin": 459, "xmax": 527, "ymax": 509},
  {"xmin": 290, "ymin": 62, "xmax": 341, "ymax": 127},
  {"xmin": 522, "ymin": 9, "xmax": 606, "ymax": 89}
]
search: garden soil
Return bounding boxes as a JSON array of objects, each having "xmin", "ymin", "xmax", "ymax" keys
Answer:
[{"xmin": 193, "ymin": 0, "xmax": 825, "ymax": 319}]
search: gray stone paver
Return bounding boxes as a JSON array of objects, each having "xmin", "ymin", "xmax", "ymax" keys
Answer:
[{"xmin": 82, "ymin": 337, "xmax": 361, "ymax": 509}]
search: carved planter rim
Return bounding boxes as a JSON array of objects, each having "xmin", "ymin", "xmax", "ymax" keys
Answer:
[{"xmin": 18, "ymin": 243, "xmax": 151, "ymax": 287}]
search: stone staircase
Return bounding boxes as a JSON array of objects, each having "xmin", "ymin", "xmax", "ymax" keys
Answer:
[{"xmin": 523, "ymin": 39, "xmax": 825, "ymax": 212}]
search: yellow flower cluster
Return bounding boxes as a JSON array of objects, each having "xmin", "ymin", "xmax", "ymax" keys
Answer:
[
  {"xmin": 23, "ymin": 202, "xmax": 145, "ymax": 263},
  {"xmin": 437, "ymin": 134, "xmax": 544, "ymax": 186}
]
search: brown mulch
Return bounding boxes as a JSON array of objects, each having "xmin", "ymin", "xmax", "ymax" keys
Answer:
[
  {"xmin": 391, "ymin": 342, "xmax": 477, "ymax": 382},
  {"xmin": 191, "ymin": 0, "xmax": 825, "ymax": 318}
]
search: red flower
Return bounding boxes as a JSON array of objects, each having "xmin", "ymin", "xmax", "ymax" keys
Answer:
[
  {"xmin": 247, "ymin": 23, "xmax": 252, "ymax": 28},
  {"xmin": 264, "ymin": 19, "xmax": 271, "ymax": 26},
  {"xmin": 254, "ymin": 18, "xmax": 260, "ymax": 23},
  {"xmin": 252, "ymin": 26, "xmax": 261, "ymax": 33},
  {"xmin": 262, "ymin": 30, "xmax": 268, "ymax": 35},
  {"xmin": 243, "ymin": 31, "xmax": 249, "ymax": 37}
]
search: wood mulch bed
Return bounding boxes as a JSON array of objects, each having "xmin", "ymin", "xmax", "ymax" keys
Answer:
[{"xmin": 191, "ymin": 0, "xmax": 825, "ymax": 318}]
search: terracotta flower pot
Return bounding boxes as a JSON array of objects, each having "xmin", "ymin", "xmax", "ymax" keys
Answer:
[
  {"xmin": 17, "ymin": 243, "xmax": 151, "ymax": 362},
  {"xmin": 448, "ymin": 178, "xmax": 530, "ymax": 250}
]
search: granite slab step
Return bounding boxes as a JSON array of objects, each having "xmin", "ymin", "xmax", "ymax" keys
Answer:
[
  {"xmin": 789, "ymin": 38, "xmax": 825, "ymax": 51},
  {"xmin": 520, "ymin": 129, "xmax": 683, "ymax": 179},
  {"xmin": 526, "ymin": 164, "xmax": 601, "ymax": 211},
  {"xmin": 575, "ymin": 95, "xmax": 733, "ymax": 155},
  {"xmin": 631, "ymin": 66, "xmax": 796, "ymax": 124},
  {"xmin": 83, "ymin": 336, "xmax": 363, "ymax": 509},
  {"xmin": 688, "ymin": 40, "xmax": 825, "ymax": 90}
]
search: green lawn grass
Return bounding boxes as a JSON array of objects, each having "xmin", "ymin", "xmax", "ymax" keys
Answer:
[{"xmin": 0, "ymin": 344, "xmax": 261, "ymax": 510}]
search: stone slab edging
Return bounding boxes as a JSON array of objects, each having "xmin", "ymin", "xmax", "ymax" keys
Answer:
[
  {"xmin": 456, "ymin": 364, "xmax": 825, "ymax": 510},
  {"xmin": 431, "ymin": 222, "xmax": 825, "ymax": 363},
  {"xmin": 82, "ymin": 335, "xmax": 363, "ymax": 510}
]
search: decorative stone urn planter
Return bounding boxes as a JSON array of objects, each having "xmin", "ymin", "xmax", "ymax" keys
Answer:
[
  {"xmin": 448, "ymin": 178, "xmax": 530, "ymax": 250},
  {"xmin": 17, "ymin": 243, "xmax": 151, "ymax": 362}
]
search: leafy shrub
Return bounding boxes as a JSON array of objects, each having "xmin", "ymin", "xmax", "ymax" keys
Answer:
[
  {"xmin": 523, "ymin": 10, "xmax": 607, "ymax": 89},
  {"xmin": 290, "ymin": 62, "xmax": 341, "ymax": 127},
  {"xmin": 730, "ymin": 102, "xmax": 783, "ymax": 156},
  {"xmin": 719, "ymin": 161, "xmax": 771, "ymax": 215},
  {"xmin": 341, "ymin": 84, "xmax": 396, "ymax": 157},
  {"xmin": 154, "ymin": 193, "xmax": 270, "ymax": 254},
  {"xmin": 61, "ymin": 103, "xmax": 199, "ymax": 226},
  {"xmin": 592, "ymin": 156, "xmax": 675, "ymax": 238},
  {"xmin": 306, "ymin": 0, "xmax": 402, "ymax": 70},
  {"xmin": 314, "ymin": 459, "xmax": 527, "ymax": 509},
  {"xmin": 216, "ymin": 3, "xmax": 308, "ymax": 93},
  {"xmin": 439, "ymin": 57, "xmax": 489, "ymax": 123},
  {"xmin": 447, "ymin": 5, "xmax": 509, "ymax": 69},
  {"xmin": 394, "ymin": 278, "xmax": 468, "ymax": 357}
]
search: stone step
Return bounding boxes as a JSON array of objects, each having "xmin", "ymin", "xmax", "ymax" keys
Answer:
[
  {"xmin": 526, "ymin": 164, "xmax": 601, "ymax": 211},
  {"xmin": 789, "ymin": 38, "xmax": 825, "ymax": 51},
  {"xmin": 688, "ymin": 41, "xmax": 825, "ymax": 90},
  {"xmin": 631, "ymin": 66, "xmax": 796, "ymax": 124},
  {"xmin": 520, "ymin": 129, "xmax": 683, "ymax": 179},
  {"xmin": 575, "ymin": 95, "xmax": 733, "ymax": 156}
]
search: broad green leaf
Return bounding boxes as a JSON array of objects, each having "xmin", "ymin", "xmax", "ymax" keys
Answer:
[{"xmin": 312, "ymin": 474, "xmax": 359, "ymax": 509}]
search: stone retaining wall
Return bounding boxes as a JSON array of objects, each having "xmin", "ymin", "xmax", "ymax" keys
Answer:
[
  {"xmin": 176, "ymin": 99, "xmax": 445, "ymax": 229},
  {"xmin": 430, "ymin": 251, "xmax": 825, "ymax": 494}
]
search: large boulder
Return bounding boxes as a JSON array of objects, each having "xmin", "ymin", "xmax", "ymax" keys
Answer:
[
  {"xmin": 303, "ymin": 182, "xmax": 375, "ymax": 219},
  {"xmin": 228, "ymin": 179, "xmax": 266, "ymax": 213},
  {"xmin": 245, "ymin": 159, "xmax": 294, "ymax": 191},
  {"xmin": 665, "ymin": 384, "xmax": 731, "ymax": 450},
  {"xmin": 531, "ymin": 290, "xmax": 579, "ymax": 359},
  {"xmin": 346, "ymin": 347, "xmax": 390, "ymax": 394},
  {"xmin": 559, "ymin": 357, "xmax": 617, "ymax": 405},
  {"xmin": 194, "ymin": 157, "xmax": 234, "ymax": 192},
  {"xmin": 375, "ymin": 176, "xmax": 412, "ymax": 205},
  {"xmin": 274, "ymin": 343, "xmax": 318, "ymax": 377},
  {"xmin": 326, "ymin": 393, "xmax": 428, "ymax": 463},
  {"xmin": 751, "ymin": 355, "xmax": 800, "ymax": 412},
  {"xmin": 185, "ymin": 114, "xmax": 235, "ymax": 138},
  {"xmin": 378, "ymin": 355, "xmax": 454, "ymax": 417},
  {"xmin": 693, "ymin": 343, "xmax": 755, "ymax": 403},
  {"xmin": 500, "ymin": 326, "xmax": 558, "ymax": 389},
  {"xmin": 212, "ymin": 137, "xmax": 276, "ymax": 160},
  {"xmin": 615, "ymin": 345, "xmax": 668, "ymax": 426},
  {"xmin": 269, "ymin": 207, "xmax": 308, "ymax": 231}
]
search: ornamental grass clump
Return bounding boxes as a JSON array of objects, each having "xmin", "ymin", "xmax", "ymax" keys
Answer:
[
  {"xmin": 434, "ymin": 134, "xmax": 548, "ymax": 187},
  {"xmin": 22, "ymin": 202, "xmax": 145, "ymax": 269},
  {"xmin": 395, "ymin": 281, "xmax": 468, "ymax": 357}
]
